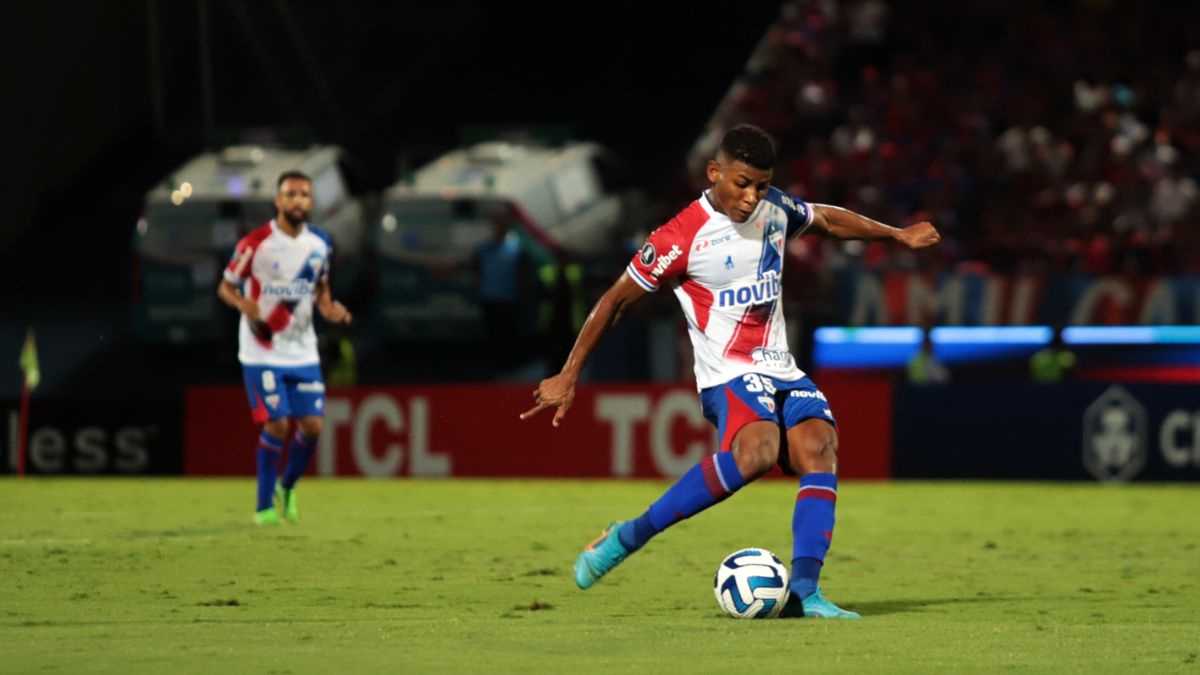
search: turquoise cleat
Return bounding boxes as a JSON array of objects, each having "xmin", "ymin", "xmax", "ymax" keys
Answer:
[
  {"xmin": 780, "ymin": 586, "xmax": 861, "ymax": 619},
  {"xmin": 574, "ymin": 522, "xmax": 631, "ymax": 589}
]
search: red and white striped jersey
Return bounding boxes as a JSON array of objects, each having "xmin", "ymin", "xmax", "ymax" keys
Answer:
[
  {"xmin": 626, "ymin": 187, "xmax": 815, "ymax": 390},
  {"xmin": 223, "ymin": 220, "xmax": 332, "ymax": 367}
]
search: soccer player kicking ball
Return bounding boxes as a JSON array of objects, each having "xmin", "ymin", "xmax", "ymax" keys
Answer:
[
  {"xmin": 521, "ymin": 125, "xmax": 939, "ymax": 618},
  {"xmin": 218, "ymin": 170, "xmax": 352, "ymax": 526}
]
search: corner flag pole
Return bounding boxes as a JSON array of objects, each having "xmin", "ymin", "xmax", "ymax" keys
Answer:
[
  {"xmin": 17, "ymin": 328, "xmax": 39, "ymax": 478},
  {"xmin": 17, "ymin": 372, "xmax": 29, "ymax": 478}
]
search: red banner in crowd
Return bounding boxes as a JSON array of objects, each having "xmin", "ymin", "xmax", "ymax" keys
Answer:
[{"xmin": 184, "ymin": 382, "xmax": 893, "ymax": 479}]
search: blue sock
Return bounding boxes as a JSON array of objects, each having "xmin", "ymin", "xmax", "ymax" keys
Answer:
[
  {"xmin": 618, "ymin": 452, "xmax": 747, "ymax": 552},
  {"xmin": 282, "ymin": 432, "xmax": 317, "ymax": 490},
  {"xmin": 790, "ymin": 472, "xmax": 837, "ymax": 598},
  {"xmin": 256, "ymin": 431, "xmax": 283, "ymax": 511}
]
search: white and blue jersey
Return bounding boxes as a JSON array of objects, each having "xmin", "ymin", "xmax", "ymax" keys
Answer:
[
  {"xmin": 224, "ymin": 220, "xmax": 332, "ymax": 367},
  {"xmin": 224, "ymin": 219, "xmax": 331, "ymax": 422},
  {"xmin": 626, "ymin": 187, "xmax": 815, "ymax": 390}
]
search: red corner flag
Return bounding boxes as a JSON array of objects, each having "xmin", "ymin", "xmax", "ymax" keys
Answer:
[{"xmin": 17, "ymin": 328, "xmax": 39, "ymax": 477}]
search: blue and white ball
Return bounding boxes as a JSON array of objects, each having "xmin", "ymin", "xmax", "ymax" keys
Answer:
[{"xmin": 713, "ymin": 548, "xmax": 790, "ymax": 619}]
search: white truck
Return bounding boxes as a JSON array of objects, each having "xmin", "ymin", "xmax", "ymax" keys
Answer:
[{"xmin": 374, "ymin": 140, "xmax": 638, "ymax": 339}]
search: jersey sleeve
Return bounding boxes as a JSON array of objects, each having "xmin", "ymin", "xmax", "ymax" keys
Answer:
[
  {"xmin": 626, "ymin": 219, "xmax": 691, "ymax": 292},
  {"xmin": 767, "ymin": 187, "xmax": 816, "ymax": 239},
  {"xmin": 223, "ymin": 233, "xmax": 258, "ymax": 285}
]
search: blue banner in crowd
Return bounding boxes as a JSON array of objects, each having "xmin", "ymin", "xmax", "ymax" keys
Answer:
[{"xmin": 835, "ymin": 271, "xmax": 1200, "ymax": 326}]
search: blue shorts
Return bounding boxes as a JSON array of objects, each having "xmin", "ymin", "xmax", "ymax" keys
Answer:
[
  {"xmin": 700, "ymin": 373, "xmax": 836, "ymax": 453},
  {"xmin": 241, "ymin": 363, "xmax": 326, "ymax": 424}
]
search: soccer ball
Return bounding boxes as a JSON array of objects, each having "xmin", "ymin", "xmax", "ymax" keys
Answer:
[{"xmin": 713, "ymin": 548, "xmax": 790, "ymax": 619}]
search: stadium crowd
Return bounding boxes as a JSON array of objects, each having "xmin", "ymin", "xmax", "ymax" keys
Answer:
[{"xmin": 691, "ymin": 0, "xmax": 1200, "ymax": 281}]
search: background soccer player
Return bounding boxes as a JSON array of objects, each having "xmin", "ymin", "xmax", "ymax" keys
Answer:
[
  {"xmin": 217, "ymin": 170, "xmax": 352, "ymax": 525},
  {"xmin": 521, "ymin": 125, "xmax": 939, "ymax": 618}
]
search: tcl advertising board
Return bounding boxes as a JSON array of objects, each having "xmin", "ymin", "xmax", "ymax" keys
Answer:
[{"xmin": 185, "ymin": 382, "xmax": 893, "ymax": 479}]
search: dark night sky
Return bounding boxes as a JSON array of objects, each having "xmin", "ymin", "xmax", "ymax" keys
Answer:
[{"xmin": 3, "ymin": 1, "xmax": 782, "ymax": 303}]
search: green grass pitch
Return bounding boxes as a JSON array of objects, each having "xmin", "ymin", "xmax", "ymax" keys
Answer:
[{"xmin": 2, "ymin": 478, "xmax": 1198, "ymax": 673}]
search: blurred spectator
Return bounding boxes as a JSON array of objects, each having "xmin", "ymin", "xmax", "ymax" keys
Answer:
[
  {"xmin": 1030, "ymin": 329, "xmax": 1077, "ymax": 383},
  {"xmin": 322, "ymin": 325, "xmax": 358, "ymax": 386},
  {"xmin": 906, "ymin": 328, "xmax": 950, "ymax": 385},
  {"xmin": 1151, "ymin": 162, "xmax": 1197, "ymax": 226},
  {"xmin": 474, "ymin": 215, "xmax": 528, "ymax": 371},
  {"xmin": 537, "ymin": 254, "xmax": 587, "ymax": 374}
]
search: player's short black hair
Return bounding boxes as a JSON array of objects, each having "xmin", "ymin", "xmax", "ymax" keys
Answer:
[
  {"xmin": 277, "ymin": 170, "xmax": 312, "ymax": 190},
  {"xmin": 718, "ymin": 125, "xmax": 776, "ymax": 170}
]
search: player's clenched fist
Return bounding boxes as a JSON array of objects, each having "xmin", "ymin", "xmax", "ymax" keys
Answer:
[
  {"xmin": 897, "ymin": 221, "xmax": 941, "ymax": 249},
  {"xmin": 320, "ymin": 299, "xmax": 353, "ymax": 324}
]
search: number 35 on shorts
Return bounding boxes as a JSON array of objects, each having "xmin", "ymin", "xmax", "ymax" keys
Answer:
[{"xmin": 743, "ymin": 373, "xmax": 836, "ymax": 426}]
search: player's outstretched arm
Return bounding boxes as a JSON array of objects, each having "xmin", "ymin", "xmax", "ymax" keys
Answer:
[
  {"xmin": 809, "ymin": 204, "xmax": 941, "ymax": 249},
  {"xmin": 520, "ymin": 273, "xmax": 648, "ymax": 427},
  {"xmin": 315, "ymin": 278, "xmax": 352, "ymax": 324}
]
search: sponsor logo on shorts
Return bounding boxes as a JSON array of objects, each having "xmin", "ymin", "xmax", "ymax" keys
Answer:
[
  {"xmin": 297, "ymin": 382, "xmax": 325, "ymax": 393},
  {"xmin": 789, "ymin": 389, "xmax": 828, "ymax": 402}
]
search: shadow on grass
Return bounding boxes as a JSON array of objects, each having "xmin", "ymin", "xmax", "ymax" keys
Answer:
[
  {"xmin": 844, "ymin": 595, "xmax": 1013, "ymax": 617},
  {"xmin": 119, "ymin": 524, "xmax": 261, "ymax": 540},
  {"xmin": 2, "ymin": 616, "xmax": 407, "ymax": 629}
]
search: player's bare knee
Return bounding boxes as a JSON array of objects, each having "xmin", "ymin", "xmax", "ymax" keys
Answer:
[
  {"xmin": 733, "ymin": 434, "xmax": 778, "ymax": 480},
  {"xmin": 789, "ymin": 423, "xmax": 838, "ymax": 474},
  {"xmin": 263, "ymin": 419, "xmax": 288, "ymax": 438},
  {"xmin": 298, "ymin": 417, "xmax": 324, "ymax": 437}
]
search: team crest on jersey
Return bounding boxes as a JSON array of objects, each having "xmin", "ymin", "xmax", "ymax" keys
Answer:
[
  {"xmin": 757, "ymin": 396, "xmax": 776, "ymax": 413},
  {"xmin": 639, "ymin": 242, "xmax": 656, "ymax": 265}
]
